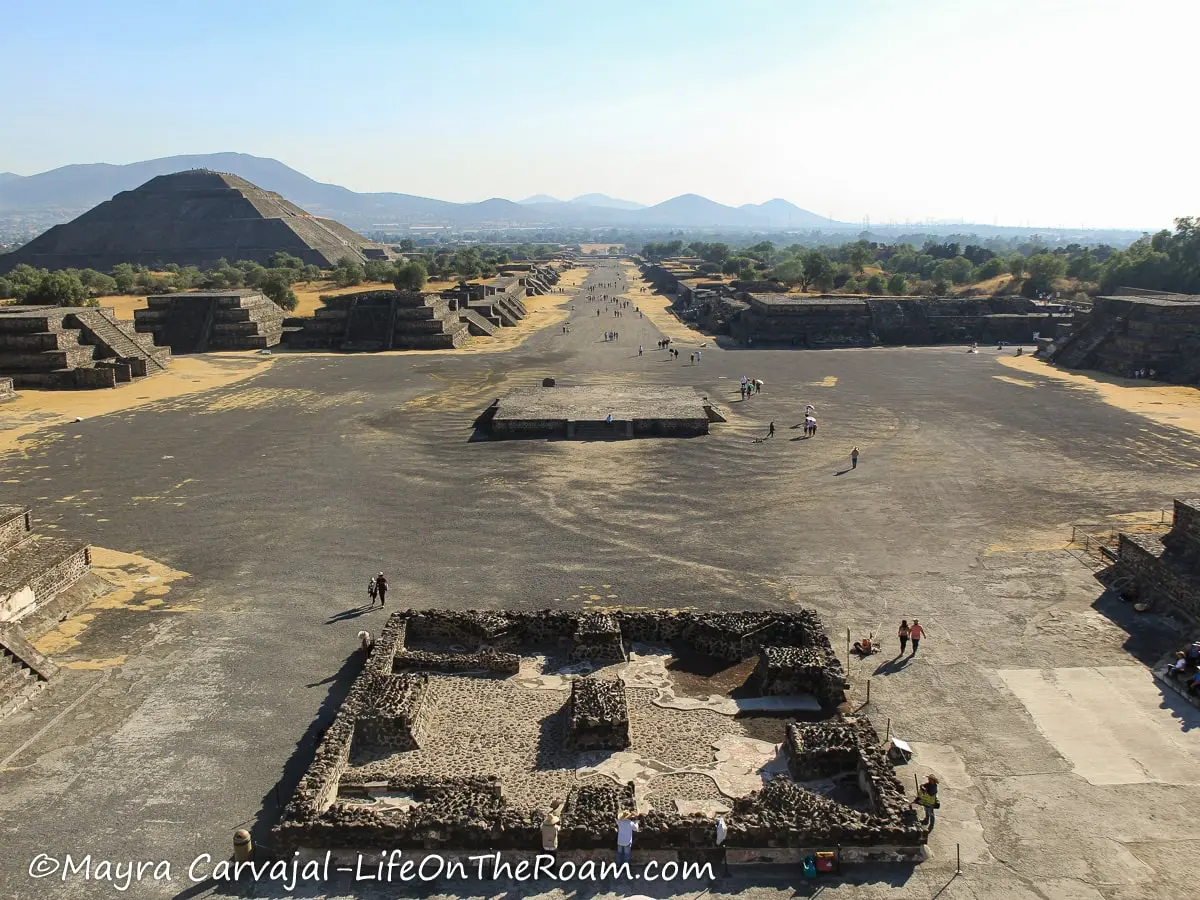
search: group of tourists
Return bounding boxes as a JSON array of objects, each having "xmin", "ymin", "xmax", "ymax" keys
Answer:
[
  {"xmin": 798, "ymin": 404, "xmax": 818, "ymax": 437},
  {"xmin": 739, "ymin": 376, "xmax": 763, "ymax": 399},
  {"xmin": 1131, "ymin": 368, "xmax": 1158, "ymax": 379},
  {"xmin": 1163, "ymin": 640, "xmax": 1200, "ymax": 695},
  {"xmin": 366, "ymin": 572, "xmax": 388, "ymax": 605},
  {"xmin": 604, "ymin": 330, "xmax": 620, "ymax": 341}
]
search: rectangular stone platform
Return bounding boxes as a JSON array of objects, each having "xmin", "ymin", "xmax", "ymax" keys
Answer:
[{"xmin": 483, "ymin": 385, "xmax": 714, "ymax": 439}]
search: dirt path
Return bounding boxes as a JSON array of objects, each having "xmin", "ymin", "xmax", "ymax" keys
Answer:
[
  {"xmin": 620, "ymin": 262, "xmax": 719, "ymax": 344},
  {"xmin": 0, "ymin": 354, "xmax": 274, "ymax": 460}
]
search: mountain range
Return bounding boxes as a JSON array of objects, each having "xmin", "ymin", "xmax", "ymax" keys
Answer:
[{"xmin": 0, "ymin": 152, "xmax": 834, "ymax": 232}]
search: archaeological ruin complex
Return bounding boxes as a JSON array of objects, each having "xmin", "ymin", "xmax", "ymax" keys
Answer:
[{"xmin": 276, "ymin": 608, "xmax": 927, "ymax": 862}]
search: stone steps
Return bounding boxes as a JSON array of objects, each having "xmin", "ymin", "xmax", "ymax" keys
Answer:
[
  {"xmin": 458, "ymin": 308, "xmax": 499, "ymax": 336},
  {"xmin": 72, "ymin": 308, "xmax": 170, "ymax": 372},
  {"xmin": 0, "ymin": 628, "xmax": 57, "ymax": 720}
]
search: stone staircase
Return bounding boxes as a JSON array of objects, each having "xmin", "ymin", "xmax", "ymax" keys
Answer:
[
  {"xmin": 0, "ymin": 376, "xmax": 14, "ymax": 402},
  {"xmin": 457, "ymin": 307, "xmax": 499, "ymax": 337},
  {"xmin": 72, "ymin": 307, "xmax": 171, "ymax": 373},
  {"xmin": 0, "ymin": 306, "xmax": 172, "ymax": 389},
  {"xmin": 0, "ymin": 627, "xmax": 57, "ymax": 718}
]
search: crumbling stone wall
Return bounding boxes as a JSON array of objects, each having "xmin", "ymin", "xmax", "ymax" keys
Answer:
[
  {"xmin": 565, "ymin": 678, "xmax": 630, "ymax": 751},
  {"xmin": 274, "ymin": 608, "xmax": 899, "ymax": 854},
  {"xmin": 352, "ymin": 672, "xmax": 430, "ymax": 752}
]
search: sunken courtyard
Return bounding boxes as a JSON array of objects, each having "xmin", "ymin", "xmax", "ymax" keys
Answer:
[{"xmin": 2, "ymin": 260, "xmax": 1200, "ymax": 899}]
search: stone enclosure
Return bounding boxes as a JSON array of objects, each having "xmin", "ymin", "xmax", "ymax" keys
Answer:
[{"xmin": 275, "ymin": 608, "xmax": 926, "ymax": 857}]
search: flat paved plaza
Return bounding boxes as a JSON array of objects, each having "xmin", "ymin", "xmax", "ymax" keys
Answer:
[{"xmin": 2, "ymin": 261, "xmax": 1200, "ymax": 899}]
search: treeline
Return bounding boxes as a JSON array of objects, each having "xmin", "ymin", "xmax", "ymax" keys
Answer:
[
  {"xmin": 642, "ymin": 238, "xmax": 1125, "ymax": 298},
  {"xmin": 1098, "ymin": 217, "xmax": 1200, "ymax": 294},
  {"xmin": 406, "ymin": 244, "xmax": 557, "ymax": 280},
  {"xmin": 0, "ymin": 253, "xmax": 429, "ymax": 311}
]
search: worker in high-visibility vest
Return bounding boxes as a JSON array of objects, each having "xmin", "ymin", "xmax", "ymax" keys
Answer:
[{"xmin": 914, "ymin": 775, "xmax": 939, "ymax": 829}]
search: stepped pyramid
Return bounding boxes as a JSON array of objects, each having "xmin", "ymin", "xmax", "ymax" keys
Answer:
[
  {"xmin": 134, "ymin": 289, "xmax": 285, "ymax": 352},
  {"xmin": 0, "ymin": 506, "xmax": 96, "ymax": 717},
  {"xmin": 0, "ymin": 304, "xmax": 172, "ymax": 389},
  {"xmin": 284, "ymin": 289, "xmax": 471, "ymax": 350},
  {"xmin": 0, "ymin": 170, "xmax": 387, "ymax": 273}
]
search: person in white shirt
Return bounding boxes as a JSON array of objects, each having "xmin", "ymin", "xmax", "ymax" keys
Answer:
[{"xmin": 616, "ymin": 811, "xmax": 640, "ymax": 866}]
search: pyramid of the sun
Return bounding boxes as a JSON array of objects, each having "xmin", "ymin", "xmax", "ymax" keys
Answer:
[{"xmin": 0, "ymin": 170, "xmax": 386, "ymax": 273}]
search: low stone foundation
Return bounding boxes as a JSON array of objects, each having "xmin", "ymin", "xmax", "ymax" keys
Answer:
[{"xmin": 565, "ymin": 678, "xmax": 630, "ymax": 751}]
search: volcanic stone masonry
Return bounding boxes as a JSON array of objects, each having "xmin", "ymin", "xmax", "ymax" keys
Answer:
[
  {"xmin": 284, "ymin": 289, "xmax": 470, "ymax": 351},
  {"xmin": 1116, "ymin": 497, "xmax": 1200, "ymax": 626},
  {"xmin": 0, "ymin": 304, "xmax": 171, "ymax": 389},
  {"xmin": 565, "ymin": 678, "xmax": 631, "ymax": 751},
  {"xmin": 1, "ymin": 505, "xmax": 100, "ymax": 716},
  {"xmin": 1050, "ymin": 292, "xmax": 1200, "ymax": 384},
  {"xmin": 271, "ymin": 608, "xmax": 926, "ymax": 861},
  {"xmin": 133, "ymin": 290, "xmax": 285, "ymax": 353}
]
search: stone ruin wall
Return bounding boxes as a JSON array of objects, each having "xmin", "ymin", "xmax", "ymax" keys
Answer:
[
  {"xmin": 565, "ymin": 677, "xmax": 630, "ymax": 751},
  {"xmin": 275, "ymin": 609, "xmax": 887, "ymax": 854},
  {"xmin": 1117, "ymin": 498, "xmax": 1200, "ymax": 626}
]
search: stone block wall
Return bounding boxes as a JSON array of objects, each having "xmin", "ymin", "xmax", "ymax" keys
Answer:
[
  {"xmin": 0, "ymin": 507, "xmax": 31, "ymax": 551},
  {"xmin": 1052, "ymin": 295, "xmax": 1200, "ymax": 384},
  {"xmin": 352, "ymin": 672, "xmax": 430, "ymax": 752},
  {"xmin": 565, "ymin": 678, "xmax": 631, "ymax": 751}
]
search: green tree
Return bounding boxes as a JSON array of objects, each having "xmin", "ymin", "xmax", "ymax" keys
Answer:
[
  {"xmin": 86, "ymin": 273, "xmax": 118, "ymax": 296},
  {"xmin": 28, "ymin": 270, "xmax": 90, "ymax": 306},
  {"xmin": 0, "ymin": 276, "xmax": 15, "ymax": 299},
  {"xmin": 931, "ymin": 277, "xmax": 951, "ymax": 296},
  {"xmin": 976, "ymin": 257, "xmax": 1005, "ymax": 280},
  {"xmin": 887, "ymin": 273, "xmax": 908, "ymax": 295},
  {"xmin": 397, "ymin": 239, "xmax": 416, "ymax": 252},
  {"xmin": 801, "ymin": 250, "xmax": 835, "ymax": 291},
  {"xmin": 268, "ymin": 251, "xmax": 305, "ymax": 270},
  {"xmin": 865, "ymin": 274, "xmax": 886, "ymax": 294},
  {"xmin": 1021, "ymin": 253, "xmax": 1067, "ymax": 297},
  {"xmin": 111, "ymin": 263, "xmax": 137, "ymax": 293},
  {"xmin": 363, "ymin": 259, "xmax": 393, "ymax": 283},
  {"xmin": 333, "ymin": 255, "xmax": 365, "ymax": 287},
  {"xmin": 1066, "ymin": 250, "xmax": 1099, "ymax": 281},
  {"xmin": 848, "ymin": 242, "xmax": 873, "ymax": 273},
  {"xmin": 1007, "ymin": 255, "xmax": 1026, "ymax": 278},
  {"xmin": 260, "ymin": 271, "xmax": 298, "ymax": 311},
  {"xmin": 393, "ymin": 261, "xmax": 428, "ymax": 292}
]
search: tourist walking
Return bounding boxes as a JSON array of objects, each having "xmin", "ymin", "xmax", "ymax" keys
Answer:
[
  {"xmin": 909, "ymin": 619, "xmax": 925, "ymax": 654},
  {"xmin": 914, "ymin": 775, "xmax": 939, "ymax": 829},
  {"xmin": 638, "ymin": 344, "xmax": 643, "ymax": 356},
  {"xmin": 768, "ymin": 421, "xmax": 776, "ymax": 438},
  {"xmin": 851, "ymin": 446, "xmax": 860, "ymax": 469},
  {"xmin": 367, "ymin": 577, "xmax": 377, "ymax": 604},
  {"xmin": 897, "ymin": 620, "xmax": 910, "ymax": 655},
  {"xmin": 616, "ymin": 811, "xmax": 640, "ymax": 866},
  {"xmin": 373, "ymin": 573, "xmax": 389, "ymax": 605}
]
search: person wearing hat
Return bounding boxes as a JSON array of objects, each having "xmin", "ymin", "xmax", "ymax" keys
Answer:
[
  {"xmin": 373, "ymin": 573, "xmax": 389, "ymax": 606},
  {"xmin": 616, "ymin": 810, "xmax": 640, "ymax": 866},
  {"xmin": 914, "ymin": 775, "xmax": 939, "ymax": 829},
  {"xmin": 540, "ymin": 810, "xmax": 561, "ymax": 854}
]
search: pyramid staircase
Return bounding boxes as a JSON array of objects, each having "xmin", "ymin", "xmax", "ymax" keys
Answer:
[
  {"xmin": 457, "ymin": 307, "xmax": 499, "ymax": 337},
  {"xmin": 0, "ymin": 306, "xmax": 172, "ymax": 389}
]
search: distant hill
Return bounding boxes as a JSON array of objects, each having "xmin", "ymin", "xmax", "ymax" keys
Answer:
[
  {"xmin": 0, "ymin": 152, "xmax": 835, "ymax": 232},
  {"xmin": 569, "ymin": 193, "xmax": 645, "ymax": 210}
]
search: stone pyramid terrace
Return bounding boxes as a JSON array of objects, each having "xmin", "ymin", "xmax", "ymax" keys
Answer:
[
  {"xmin": 0, "ymin": 304, "xmax": 171, "ymax": 389},
  {"xmin": 134, "ymin": 289, "xmax": 285, "ymax": 353}
]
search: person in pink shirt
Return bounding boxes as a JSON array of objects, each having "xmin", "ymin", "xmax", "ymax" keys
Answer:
[{"xmin": 908, "ymin": 620, "xmax": 926, "ymax": 655}]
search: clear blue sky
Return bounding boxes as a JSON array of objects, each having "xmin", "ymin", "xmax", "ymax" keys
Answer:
[{"xmin": 4, "ymin": 0, "xmax": 1196, "ymax": 228}]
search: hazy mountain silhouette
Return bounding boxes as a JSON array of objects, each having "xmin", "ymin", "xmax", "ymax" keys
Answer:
[
  {"xmin": 569, "ymin": 193, "xmax": 645, "ymax": 210},
  {"xmin": 0, "ymin": 152, "xmax": 833, "ymax": 230}
]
